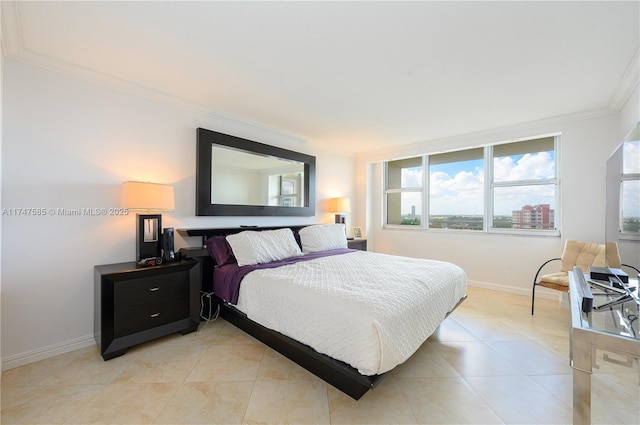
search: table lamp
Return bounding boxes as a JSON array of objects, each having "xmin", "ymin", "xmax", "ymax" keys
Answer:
[
  {"xmin": 122, "ymin": 181, "xmax": 175, "ymax": 264},
  {"xmin": 328, "ymin": 197, "xmax": 351, "ymax": 224}
]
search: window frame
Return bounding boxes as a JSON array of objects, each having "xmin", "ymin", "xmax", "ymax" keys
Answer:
[
  {"xmin": 383, "ymin": 156, "xmax": 425, "ymax": 227},
  {"xmin": 383, "ymin": 134, "xmax": 561, "ymax": 236}
]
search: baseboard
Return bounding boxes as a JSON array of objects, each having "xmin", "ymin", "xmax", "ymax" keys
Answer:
[
  {"xmin": 1, "ymin": 334, "xmax": 95, "ymax": 372},
  {"xmin": 467, "ymin": 279, "xmax": 560, "ymax": 301}
]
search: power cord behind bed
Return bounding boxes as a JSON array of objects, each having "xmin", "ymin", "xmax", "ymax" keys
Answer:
[{"xmin": 198, "ymin": 291, "xmax": 220, "ymax": 332}]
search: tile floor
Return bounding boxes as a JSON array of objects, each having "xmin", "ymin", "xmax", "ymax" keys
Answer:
[{"xmin": 2, "ymin": 287, "xmax": 639, "ymax": 424}]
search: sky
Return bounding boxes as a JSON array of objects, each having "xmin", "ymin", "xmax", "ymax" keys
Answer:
[
  {"xmin": 400, "ymin": 151, "xmax": 556, "ymax": 216},
  {"xmin": 397, "ymin": 141, "xmax": 639, "ymax": 220}
]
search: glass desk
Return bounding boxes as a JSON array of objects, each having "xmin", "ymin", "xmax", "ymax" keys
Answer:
[{"xmin": 569, "ymin": 268, "xmax": 640, "ymax": 424}]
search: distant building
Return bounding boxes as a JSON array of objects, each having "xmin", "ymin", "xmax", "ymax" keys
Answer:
[{"xmin": 512, "ymin": 204, "xmax": 554, "ymax": 230}]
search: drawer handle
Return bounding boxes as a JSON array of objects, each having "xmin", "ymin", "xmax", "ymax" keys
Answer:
[
  {"xmin": 149, "ymin": 287, "xmax": 160, "ymax": 292},
  {"xmin": 150, "ymin": 313, "xmax": 160, "ymax": 318},
  {"xmin": 603, "ymin": 352, "xmax": 634, "ymax": 368}
]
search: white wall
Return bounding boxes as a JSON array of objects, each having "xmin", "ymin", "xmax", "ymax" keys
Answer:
[
  {"xmin": 211, "ymin": 165, "xmax": 261, "ymax": 205},
  {"xmin": 1, "ymin": 59, "xmax": 355, "ymax": 369},
  {"xmin": 356, "ymin": 111, "xmax": 635, "ymax": 297}
]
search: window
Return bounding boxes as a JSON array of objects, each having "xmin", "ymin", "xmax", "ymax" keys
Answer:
[
  {"xmin": 621, "ymin": 140, "xmax": 640, "ymax": 234},
  {"xmin": 385, "ymin": 157, "xmax": 423, "ymax": 226},
  {"xmin": 278, "ymin": 174, "xmax": 301, "ymax": 207},
  {"xmin": 383, "ymin": 135, "xmax": 559, "ymax": 235},
  {"xmin": 492, "ymin": 137, "xmax": 556, "ymax": 232},
  {"xmin": 429, "ymin": 148, "xmax": 484, "ymax": 230},
  {"xmin": 269, "ymin": 172, "xmax": 303, "ymax": 207}
]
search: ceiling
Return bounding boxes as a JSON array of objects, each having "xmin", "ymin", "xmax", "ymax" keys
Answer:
[{"xmin": 2, "ymin": 1, "xmax": 639, "ymax": 154}]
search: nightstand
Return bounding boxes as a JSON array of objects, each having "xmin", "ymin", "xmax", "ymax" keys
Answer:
[
  {"xmin": 94, "ymin": 259, "xmax": 200, "ymax": 360},
  {"xmin": 348, "ymin": 239, "xmax": 367, "ymax": 251}
]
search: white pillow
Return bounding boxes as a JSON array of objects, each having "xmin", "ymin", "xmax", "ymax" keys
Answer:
[
  {"xmin": 226, "ymin": 228, "xmax": 302, "ymax": 266},
  {"xmin": 299, "ymin": 224, "xmax": 348, "ymax": 253}
]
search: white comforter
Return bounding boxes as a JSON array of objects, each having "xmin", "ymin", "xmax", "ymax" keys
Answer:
[{"xmin": 235, "ymin": 250, "xmax": 467, "ymax": 375}]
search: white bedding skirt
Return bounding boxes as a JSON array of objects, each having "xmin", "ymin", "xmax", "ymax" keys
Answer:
[{"xmin": 235, "ymin": 250, "xmax": 467, "ymax": 375}]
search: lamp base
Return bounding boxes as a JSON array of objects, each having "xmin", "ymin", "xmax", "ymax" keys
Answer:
[
  {"xmin": 334, "ymin": 214, "xmax": 346, "ymax": 224},
  {"xmin": 136, "ymin": 213, "xmax": 162, "ymax": 262}
]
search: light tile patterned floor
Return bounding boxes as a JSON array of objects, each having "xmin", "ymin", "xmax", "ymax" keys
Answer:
[{"xmin": 2, "ymin": 287, "xmax": 638, "ymax": 424}]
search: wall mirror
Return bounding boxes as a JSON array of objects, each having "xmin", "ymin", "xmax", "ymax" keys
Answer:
[{"xmin": 196, "ymin": 128, "xmax": 316, "ymax": 216}]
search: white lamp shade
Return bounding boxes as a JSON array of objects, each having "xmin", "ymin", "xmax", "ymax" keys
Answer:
[
  {"xmin": 328, "ymin": 197, "xmax": 351, "ymax": 213},
  {"xmin": 122, "ymin": 181, "xmax": 175, "ymax": 211}
]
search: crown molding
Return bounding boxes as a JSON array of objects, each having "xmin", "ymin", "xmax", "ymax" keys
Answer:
[{"xmin": 608, "ymin": 48, "xmax": 640, "ymax": 112}]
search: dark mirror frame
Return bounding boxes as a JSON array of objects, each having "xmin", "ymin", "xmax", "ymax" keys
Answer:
[{"xmin": 196, "ymin": 127, "xmax": 316, "ymax": 216}]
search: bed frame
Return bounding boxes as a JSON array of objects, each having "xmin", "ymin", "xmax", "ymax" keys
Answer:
[{"xmin": 177, "ymin": 225, "xmax": 466, "ymax": 400}]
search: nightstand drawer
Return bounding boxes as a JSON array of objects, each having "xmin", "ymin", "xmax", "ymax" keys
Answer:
[
  {"xmin": 95, "ymin": 259, "xmax": 199, "ymax": 360},
  {"xmin": 347, "ymin": 239, "xmax": 367, "ymax": 251},
  {"xmin": 114, "ymin": 271, "xmax": 189, "ymax": 309},
  {"xmin": 114, "ymin": 296, "xmax": 189, "ymax": 337}
]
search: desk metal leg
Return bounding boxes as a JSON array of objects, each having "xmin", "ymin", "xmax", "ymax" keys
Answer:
[
  {"xmin": 573, "ymin": 367, "xmax": 591, "ymax": 425},
  {"xmin": 572, "ymin": 338, "xmax": 592, "ymax": 425}
]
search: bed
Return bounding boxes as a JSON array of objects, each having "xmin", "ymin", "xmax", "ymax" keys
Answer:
[{"xmin": 179, "ymin": 224, "xmax": 467, "ymax": 400}]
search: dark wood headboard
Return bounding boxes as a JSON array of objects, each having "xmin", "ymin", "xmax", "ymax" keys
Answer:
[{"xmin": 177, "ymin": 224, "xmax": 314, "ymax": 246}]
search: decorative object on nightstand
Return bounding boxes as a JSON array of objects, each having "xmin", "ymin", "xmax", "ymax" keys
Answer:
[
  {"xmin": 162, "ymin": 227, "xmax": 176, "ymax": 263},
  {"xmin": 348, "ymin": 239, "xmax": 367, "ymax": 251},
  {"xmin": 352, "ymin": 227, "xmax": 362, "ymax": 239},
  {"xmin": 122, "ymin": 181, "xmax": 175, "ymax": 265},
  {"xmin": 328, "ymin": 197, "xmax": 350, "ymax": 224},
  {"xmin": 94, "ymin": 259, "xmax": 200, "ymax": 360}
]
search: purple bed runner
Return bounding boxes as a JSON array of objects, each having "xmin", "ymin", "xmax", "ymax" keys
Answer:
[{"xmin": 212, "ymin": 248, "xmax": 355, "ymax": 304}]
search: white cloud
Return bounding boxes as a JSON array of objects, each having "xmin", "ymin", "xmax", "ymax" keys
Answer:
[
  {"xmin": 494, "ymin": 152, "xmax": 554, "ymax": 181},
  {"xmin": 427, "ymin": 151, "xmax": 555, "ymax": 215},
  {"xmin": 401, "ymin": 168, "xmax": 422, "ymax": 188},
  {"xmin": 397, "ymin": 151, "xmax": 557, "ymax": 216},
  {"xmin": 429, "ymin": 169, "xmax": 484, "ymax": 215},
  {"xmin": 494, "ymin": 185, "xmax": 555, "ymax": 215}
]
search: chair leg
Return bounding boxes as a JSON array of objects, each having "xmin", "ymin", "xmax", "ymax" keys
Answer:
[
  {"xmin": 530, "ymin": 257, "xmax": 561, "ymax": 316},
  {"xmin": 622, "ymin": 263, "xmax": 640, "ymax": 275},
  {"xmin": 531, "ymin": 283, "xmax": 536, "ymax": 315}
]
